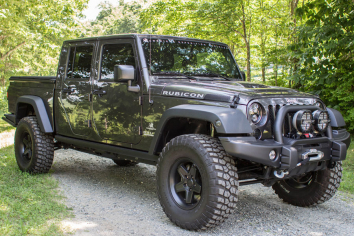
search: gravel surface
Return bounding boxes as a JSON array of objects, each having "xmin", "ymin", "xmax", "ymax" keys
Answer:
[{"xmin": 52, "ymin": 149, "xmax": 354, "ymax": 236}]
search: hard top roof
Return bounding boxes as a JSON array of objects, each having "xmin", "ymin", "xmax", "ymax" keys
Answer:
[{"xmin": 64, "ymin": 34, "xmax": 229, "ymax": 46}]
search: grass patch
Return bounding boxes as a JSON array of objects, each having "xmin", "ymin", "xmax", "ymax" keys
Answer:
[
  {"xmin": 0, "ymin": 116, "xmax": 14, "ymax": 133},
  {"xmin": 0, "ymin": 145, "xmax": 71, "ymax": 235},
  {"xmin": 341, "ymin": 140, "xmax": 354, "ymax": 194}
]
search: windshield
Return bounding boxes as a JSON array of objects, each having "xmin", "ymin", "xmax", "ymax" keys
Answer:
[{"xmin": 141, "ymin": 38, "xmax": 242, "ymax": 80}]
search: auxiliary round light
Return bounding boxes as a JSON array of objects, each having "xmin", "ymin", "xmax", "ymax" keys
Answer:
[
  {"xmin": 292, "ymin": 110, "xmax": 313, "ymax": 133},
  {"xmin": 269, "ymin": 150, "xmax": 276, "ymax": 160},
  {"xmin": 313, "ymin": 110, "xmax": 330, "ymax": 132},
  {"xmin": 248, "ymin": 102, "xmax": 263, "ymax": 124}
]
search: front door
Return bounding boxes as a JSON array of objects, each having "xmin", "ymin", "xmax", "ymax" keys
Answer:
[
  {"xmin": 92, "ymin": 39, "xmax": 142, "ymax": 145},
  {"xmin": 60, "ymin": 44, "xmax": 94, "ymax": 137}
]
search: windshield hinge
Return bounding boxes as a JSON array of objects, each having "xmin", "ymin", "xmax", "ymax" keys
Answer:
[{"xmin": 230, "ymin": 95, "xmax": 240, "ymax": 108}]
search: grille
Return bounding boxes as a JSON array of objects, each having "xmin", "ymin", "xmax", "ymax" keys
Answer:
[{"xmin": 268, "ymin": 105, "xmax": 296, "ymax": 138}]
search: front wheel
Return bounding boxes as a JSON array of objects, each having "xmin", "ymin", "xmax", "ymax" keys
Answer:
[
  {"xmin": 272, "ymin": 162, "xmax": 342, "ymax": 207},
  {"xmin": 156, "ymin": 134, "xmax": 239, "ymax": 230}
]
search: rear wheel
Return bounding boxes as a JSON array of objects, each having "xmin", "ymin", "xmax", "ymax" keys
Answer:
[
  {"xmin": 272, "ymin": 162, "xmax": 342, "ymax": 207},
  {"xmin": 157, "ymin": 134, "xmax": 238, "ymax": 230},
  {"xmin": 14, "ymin": 116, "xmax": 54, "ymax": 174}
]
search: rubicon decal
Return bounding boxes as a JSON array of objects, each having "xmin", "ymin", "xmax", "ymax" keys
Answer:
[{"xmin": 162, "ymin": 91, "xmax": 205, "ymax": 99}]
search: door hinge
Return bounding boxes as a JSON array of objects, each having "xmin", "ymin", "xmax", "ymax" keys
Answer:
[
  {"xmin": 139, "ymin": 96, "xmax": 143, "ymax": 105},
  {"xmin": 87, "ymin": 120, "xmax": 92, "ymax": 128}
]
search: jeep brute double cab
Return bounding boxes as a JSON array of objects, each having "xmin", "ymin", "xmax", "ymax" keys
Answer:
[{"xmin": 3, "ymin": 34, "xmax": 350, "ymax": 230}]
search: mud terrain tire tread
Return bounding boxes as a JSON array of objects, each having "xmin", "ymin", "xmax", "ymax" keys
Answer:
[
  {"xmin": 156, "ymin": 134, "xmax": 239, "ymax": 230},
  {"xmin": 15, "ymin": 116, "xmax": 54, "ymax": 174}
]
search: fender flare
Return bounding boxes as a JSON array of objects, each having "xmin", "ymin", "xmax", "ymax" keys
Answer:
[
  {"xmin": 327, "ymin": 107, "xmax": 346, "ymax": 127},
  {"xmin": 16, "ymin": 95, "xmax": 53, "ymax": 133},
  {"xmin": 149, "ymin": 104, "xmax": 252, "ymax": 154}
]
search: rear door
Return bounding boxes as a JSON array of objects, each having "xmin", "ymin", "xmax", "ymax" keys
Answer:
[{"xmin": 60, "ymin": 42, "xmax": 95, "ymax": 137}]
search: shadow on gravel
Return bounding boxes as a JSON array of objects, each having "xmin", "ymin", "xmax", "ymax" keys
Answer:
[{"xmin": 52, "ymin": 150, "xmax": 354, "ymax": 236}]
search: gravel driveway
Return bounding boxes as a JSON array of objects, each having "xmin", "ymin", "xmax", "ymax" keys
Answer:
[{"xmin": 52, "ymin": 149, "xmax": 354, "ymax": 236}]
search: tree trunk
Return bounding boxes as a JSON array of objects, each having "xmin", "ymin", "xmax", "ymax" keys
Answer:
[
  {"xmin": 241, "ymin": 3, "xmax": 251, "ymax": 81},
  {"xmin": 246, "ymin": 41, "xmax": 251, "ymax": 81}
]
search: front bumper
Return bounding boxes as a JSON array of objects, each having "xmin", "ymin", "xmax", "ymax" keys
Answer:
[{"xmin": 219, "ymin": 129, "xmax": 350, "ymax": 172}]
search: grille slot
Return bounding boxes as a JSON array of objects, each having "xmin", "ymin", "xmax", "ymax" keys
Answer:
[{"xmin": 268, "ymin": 105, "xmax": 296, "ymax": 138}]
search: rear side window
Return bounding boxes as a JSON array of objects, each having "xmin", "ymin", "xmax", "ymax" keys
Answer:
[
  {"xmin": 67, "ymin": 46, "xmax": 93, "ymax": 79},
  {"xmin": 100, "ymin": 43, "xmax": 135, "ymax": 80}
]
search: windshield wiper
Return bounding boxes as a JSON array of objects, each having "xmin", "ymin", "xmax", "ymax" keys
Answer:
[
  {"xmin": 152, "ymin": 71, "xmax": 197, "ymax": 80},
  {"xmin": 195, "ymin": 72, "xmax": 231, "ymax": 81}
]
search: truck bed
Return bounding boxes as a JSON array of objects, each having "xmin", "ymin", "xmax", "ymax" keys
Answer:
[{"xmin": 5, "ymin": 76, "xmax": 56, "ymax": 126}]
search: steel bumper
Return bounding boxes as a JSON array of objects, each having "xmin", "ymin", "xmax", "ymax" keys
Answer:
[{"xmin": 219, "ymin": 130, "xmax": 350, "ymax": 171}]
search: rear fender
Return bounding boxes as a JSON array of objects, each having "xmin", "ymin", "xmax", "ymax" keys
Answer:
[{"xmin": 15, "ymin": 95, "xmax": 53, "ymax": 133}]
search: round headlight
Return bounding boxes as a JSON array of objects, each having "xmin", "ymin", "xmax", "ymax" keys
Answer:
[
  {"xmin": 315, "ymin": 101, "xmax": 324, "ymax": 109},
  {"xmin": 313, "ymin": 110, "xmax": 330, "ymax": 132},
  {"xmin": 249, "ymin": 103, "xmax": 263, "ymax": 124},
  {"xmin": 292, "ymin": 110, "xmax": 313, "ymax": 133}
]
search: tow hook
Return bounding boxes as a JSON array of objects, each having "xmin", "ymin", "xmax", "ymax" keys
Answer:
[{"xmin": 273, "ymin": 170, "xmax": 289, "ymax": 179}]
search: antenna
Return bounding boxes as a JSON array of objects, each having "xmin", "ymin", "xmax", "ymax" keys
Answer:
[
  {"xmin": 149, "ymin": 9, "xmax": 152, "ymax": 75},
  {"xmin": 148, "ymin": 10, "xmax": 153, "ymax": 104}
]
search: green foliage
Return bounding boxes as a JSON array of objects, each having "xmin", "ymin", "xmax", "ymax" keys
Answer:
[
  {"xmin": 289, "ymin": 0, "xmax": 354, "ymax": 131},
  {"xmin": 0, "ymin": 145, "xmax": 71, "ymax": 235},
  {"xmin": 84, "ymin": 0, "xmax": 144, "ymax": 37},
  {"xmin": 340, "ymin": 140, "xmax": 354, "ymax": 194},
  {"xmin": 0, "ymin": 87, "xmax": 7, "ymax": 117},
  {"xmin": 0, "ymin": 0, "xmax": 88, "ymax": 85}
]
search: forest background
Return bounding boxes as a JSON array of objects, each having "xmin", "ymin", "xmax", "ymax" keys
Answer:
[{"xmin": 0, "ymin": 0, "xmax": 353, "ymax": 132}]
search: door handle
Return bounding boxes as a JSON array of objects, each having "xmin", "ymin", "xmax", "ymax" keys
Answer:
[
  {"xmin": 93, "ymin": 89, "xmax": 107, "ymax": 97},
  {"xmin": 62, "ymin": 86, "xmax": 76, "ymax": 94}
]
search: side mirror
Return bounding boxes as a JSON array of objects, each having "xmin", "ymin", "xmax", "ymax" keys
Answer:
[
  {"xmin": 114, "ymin": 65, "xmax": 140, "ymax": 92},
  {"xmin": 240, "ymin": 71, "xmax": 246, "ymax": 81},
  {"xmin": 114, "ymin": 65, "xmax": 135, "ymax": 82}
]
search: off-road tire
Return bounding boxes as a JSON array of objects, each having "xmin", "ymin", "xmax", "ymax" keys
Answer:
[
  {"xmin": 14, "ymin": 116, "xmax": 54, "ymax": 174},
  {"xmin": 113, "ymin": 159, "xmax": 138, "ymax": 167},
  {"xmin": 272, "ymin": 161, "xmax": 342, "ymax": 207},
  {"xmin": 156, "ymin": 134, "xmax": 238, "ymax": 230}
]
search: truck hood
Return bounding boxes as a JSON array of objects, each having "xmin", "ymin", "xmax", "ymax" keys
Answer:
[{"xmin": 150, "ymin": 80, "xmax": 318, "ymax": 105}]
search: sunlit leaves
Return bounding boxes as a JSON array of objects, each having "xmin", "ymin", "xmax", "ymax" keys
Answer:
[
  {"xmin": 290, "ymin": 0, "xmax": 354, "ymax": 131},
  {"xmin": 0, "ymin": 0, "xmax": 88, "ymax": 85}
]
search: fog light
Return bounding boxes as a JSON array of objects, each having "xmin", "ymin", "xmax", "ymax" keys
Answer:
[{"xmin": 269, "ymin": 150, "xmax": 276, "ymax": 160}]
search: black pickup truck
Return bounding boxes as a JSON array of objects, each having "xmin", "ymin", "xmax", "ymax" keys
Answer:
[{"xmin": 3, "ymin": 34, "xmax": 350, "ymax": 230}]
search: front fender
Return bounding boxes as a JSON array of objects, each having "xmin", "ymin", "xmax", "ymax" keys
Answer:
[{"xmin": 149, "ymin": 104, "xmax": 252, "ymax": 154}]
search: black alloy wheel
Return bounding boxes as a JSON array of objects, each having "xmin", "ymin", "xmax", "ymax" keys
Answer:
[
  {"xmin": 19, "ymin": 131, "xmax": 33, "ymax": 166},
  {"xmin": 169, "ymin": 159, "xmax": 202, "ymax": 209},
  {"xmin": 285, "ymin": 172, "xmax": 314, "ymax": 188}
]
